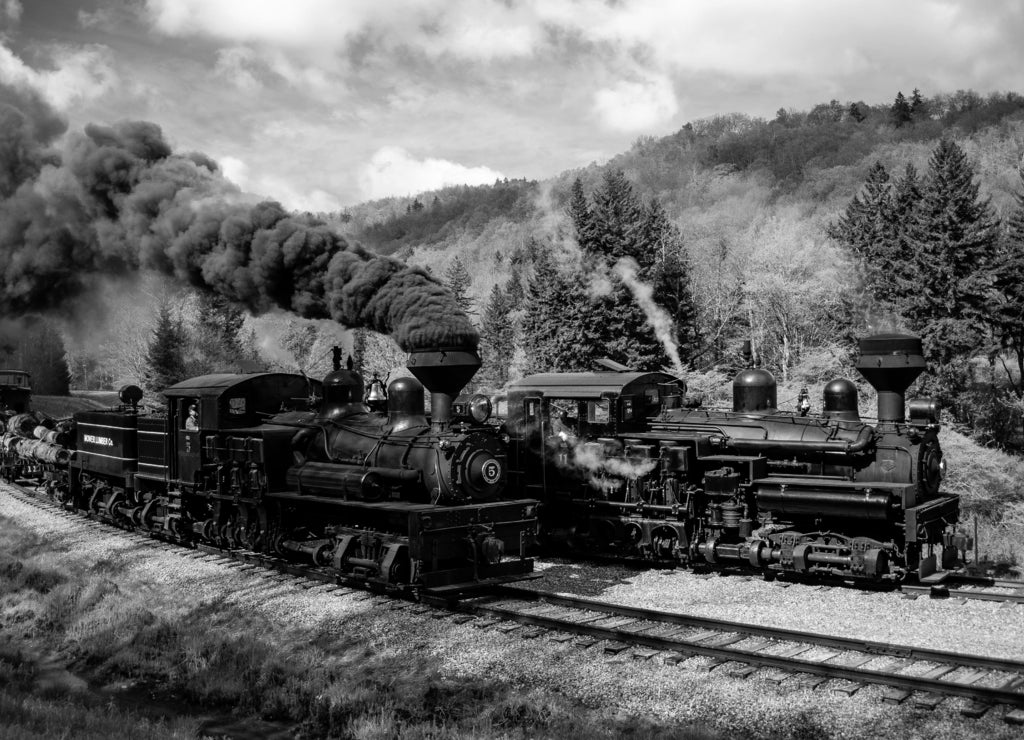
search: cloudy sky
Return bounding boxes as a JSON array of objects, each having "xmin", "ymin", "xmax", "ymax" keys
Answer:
[{"xmin": 2, "ymin": 0, "xmax": 1022, "ymax": 210}]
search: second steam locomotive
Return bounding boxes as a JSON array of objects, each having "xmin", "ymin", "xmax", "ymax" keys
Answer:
[{"xmin": 506, "ymin": 333, "xmax": 965, "ymax": 582}]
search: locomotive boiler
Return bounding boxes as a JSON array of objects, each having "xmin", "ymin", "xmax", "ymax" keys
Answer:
[
  {"xmin": 507, "ymin": 334, "xmax": 964, "ymax": 582},
  {"xmin": 4, "ymin": 348, "xmax": 536, "ymax": 595}
]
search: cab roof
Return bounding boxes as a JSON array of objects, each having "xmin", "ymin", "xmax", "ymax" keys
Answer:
[
  {"xmin": 510, "ymin": 371, "xmax": 680, "ymax": 399},
  {"xmin": 164, "ymin": 373, "xmax": 318, "ymax": 399}
]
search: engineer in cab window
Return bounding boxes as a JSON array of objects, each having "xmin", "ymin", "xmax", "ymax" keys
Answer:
[{"xmin": 185, "ymin": 403, "xmax": 199, "ymax": 431}]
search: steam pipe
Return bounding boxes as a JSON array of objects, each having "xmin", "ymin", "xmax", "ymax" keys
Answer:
[{"xmin": 721, "ymin": 425, "xmax": 874, "ymax": 455}]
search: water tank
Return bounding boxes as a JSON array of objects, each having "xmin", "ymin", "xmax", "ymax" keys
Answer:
[
  {"xmin": 388, "ymin": 377, "xmax": 425, "ymax": 417},
  {"xmin": 732, "ymin": 369, "xmax": 777, "ymax": 414},
  {"xmin": 823, "ymin": 378, "xmax": 860, "ymax": 421}
]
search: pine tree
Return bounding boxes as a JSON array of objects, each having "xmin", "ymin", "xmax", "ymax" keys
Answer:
[
  {"xmin": 909, "ymin": 88, "xmax": 926, "ymax": 119},
  {"xmin": 587, "ymin": 170, "xmax": 646, "ymax": 264},
  {"xmin": 520, "ymin": 247, "xmax": 596, "ymax": 372},
  {"xmin": 443, "ymin": 256, "xmax": 475, "ymax": 318},
  {"xmin": 478, "ymin": 284, "xmax": 515, "ymax": 388},
  {"xmin": 640, "ymin": 198, "xmax": 699, "ymax": 362},
  {"xmin": 566, "ymin": 177, "xmax": 594, "ymax": 250},
  {"xmin": 192, "ymin": 293, "xmax": 246, "ymax": 372},
  {"xmin": 145, "ymin": 304, "xmax": 186, "ymax": 392},
  {"xmin": 504, "ymin": 268, "xmax": 524, "ymax": 311},
  {"xmin": 828, "ymin": 162, "xmax": 903, "ymax": 307},
  {"xmin": 991, "ymin": 163, "xmax": 1024, "ymax": 400},
  {"xmin": 903, "ymin": 139, "xmax": 1000, "ymax": 368},
  {"xmin": 890, "ymin": 91, "xmax": 913, "ymax": 128}
]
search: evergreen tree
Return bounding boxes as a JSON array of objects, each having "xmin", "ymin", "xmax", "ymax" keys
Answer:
[
  {"xmin": 640, "ymin": 198, "xmax": 699, "ymax": 361},
  {"xmin": 478, "ymin": 284, "xmax": 515, "ymax": 388},
  {"xmin": 566, "ymin": 177, "xmax": 594, "ymax": 249},
  {"xmin": 145, "ymin": 304, "xmax": 186, "ymax": 392},
  {"xmin": 587, "ymin": 170, "xmax": 646, "ymax": 264},
  {"xmin": 1, "ymin": 318, "xmax": 72, "ymax": 395},
  {"xmin": 520, "ymin": 247, "xmax": 596, "ymax": 372},
  {"xmin": 847, "ymin": 102, "xmax": 866, "ymax": 123},
  {"xmin": 828, "ymin": 162, "xmax": 904, "ymax": 308},
  {"xmin": 991, "ymin": 163, "xmax": 1024, "ymax": 400},
  {"xmin": 504, "ymin": 267, "xmax": 524, "ymax": 311},
  {"xmin": 903, "ymin": 138, "xmax": 1000, "ymax": 369},
  {"xmin": 890, "ymin": 91, "xmax": 913, "ymax": 128},
  {"xmin": 195, "ymin": 293, "xmax": 245, "ymax": 360},
  {"xmin": 443, "ymin": 256, "xmax": 475, "ymax": 318},
  {"xmin": 885, "ymin": 163, "xmax": 924, "ymax": 306},
  {"xmin": 909, "ymin": 88, "xmax": 926, "ymax": 119}
]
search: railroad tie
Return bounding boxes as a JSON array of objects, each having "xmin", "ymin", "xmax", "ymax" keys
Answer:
[
  {"xmin": 1005, "ymin": 709, "xmax": 1024, "ymax": 725},
  {"xmin": 632, "ymin": 649, "xmax": 660, "ymax": 662},
  {"xmin": 880, "ymin": 688, "xmax": 912, "ymax": 705},
  {"xmin": 797, "ymin": 674, "xmax": 829, "ymax": 690},
  {"xmin": 912, "ymin": 693, "xmax": 944, "ymax": 710},
  {"xmin": 830, "ymin": 680, "xmax": 864, "ymax": 696},
  {"xmin": 961, "ymin": 701, "xmax": 990, "ymax": 718},
  {"xmin": 729, "ymin": 664, "xmax": 759, "ymax": 680}
]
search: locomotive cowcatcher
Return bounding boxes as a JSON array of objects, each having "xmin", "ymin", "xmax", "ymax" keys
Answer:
[
  {"xmin": 506, "ymin": 334, "xmax": 965, "ymax": 583},
  {"xmin": 48, "ymin": 347, "xmax": 536, "ymax": 595}
]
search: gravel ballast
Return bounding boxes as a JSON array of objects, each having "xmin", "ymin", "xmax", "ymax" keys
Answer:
[{"xmin": 2, "ymin": 487, "xmax": 1022, "ymax": 739}]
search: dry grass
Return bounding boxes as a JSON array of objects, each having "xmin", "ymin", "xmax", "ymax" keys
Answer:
[
  {"xmin": 941, "ymin": 429, "xmax": 1024, "ymax": 569},
  {"xmin": 0, "ymin": 516, "xmax": 712, "ymax": 740}
]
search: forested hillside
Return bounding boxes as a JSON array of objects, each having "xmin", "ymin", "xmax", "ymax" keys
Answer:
[
  {"xmin": 314, "ymin": 89, "xmax": 1024, "ymax": 449},
  {"xmin": 57, "ymin": 89, "xmax": 1024, "ymax": 450}
]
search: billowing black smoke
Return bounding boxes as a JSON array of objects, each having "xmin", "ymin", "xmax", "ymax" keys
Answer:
[{"xmin": 0, "ymin": 83, "xmax": 478, "ymax": 351}]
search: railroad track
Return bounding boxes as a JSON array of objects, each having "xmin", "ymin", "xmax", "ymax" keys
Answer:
[
  {"xmin": 4, "ymin": 480, "xmax": 1024, "ymax": 724},
  {"xmin": 901, "ymin": 578, "xmax": 1024, "ymax": 606},
  {"xmin": 459, "ymin": 585, "xmax": 1024, "ymax": 720}
]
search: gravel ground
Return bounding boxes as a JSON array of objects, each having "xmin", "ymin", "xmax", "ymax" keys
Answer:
[
  {"xmin": 3, "ymin": 486, "xmax": 1023, "ymax": 740},
  {"xmin": 522, "ymin": 559, "xmax": 1024, "ymax": 662}
]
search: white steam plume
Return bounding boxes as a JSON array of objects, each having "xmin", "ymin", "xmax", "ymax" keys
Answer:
[{"xmin": 612, "ymin": 257, "xmax": 685, "ymax": 376}]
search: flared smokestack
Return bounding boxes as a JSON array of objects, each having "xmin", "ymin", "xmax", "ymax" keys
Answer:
[
  {"xmin": 406, "ymin": 348, "xmax": 481, "ymax": 429},
  {"xmin": 855, "ymin": 334, "xmax": 925, "ymax": 423}
]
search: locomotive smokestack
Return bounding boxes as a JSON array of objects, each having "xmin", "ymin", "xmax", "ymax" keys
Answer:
[
  {"xmin": 855, "ymin": 334, "xmax": 926, "ymax": 423},
  {"xmin": 405, "ymin": 348, "xmax": 482, "ymax": 429}
]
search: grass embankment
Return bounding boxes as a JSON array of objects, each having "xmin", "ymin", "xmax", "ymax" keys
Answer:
[
  {"xmin": 0, "ymin": 516, "xmax": 708, "ymax": 740},
  {"xmin": 941, "ymin": 429, "xmax": 1024, "ymax": 572}
]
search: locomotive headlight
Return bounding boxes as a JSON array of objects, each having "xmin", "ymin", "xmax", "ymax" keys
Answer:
[
  {"xmin": 469, "ymin": 394, "xmax": 492, "ymax": 424},
  {"xmin": 939, "ymin": 458, "xmax": 947, "ymax": 480}
]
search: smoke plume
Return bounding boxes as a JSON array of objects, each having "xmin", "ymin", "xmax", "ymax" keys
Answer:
[
  {"xmin": 0, "ymin": 83, "xmax": 478, "ymax": 351},
  {"xmin": 612, "ymin": 257, "xmax": 685, "ymax": 376}
]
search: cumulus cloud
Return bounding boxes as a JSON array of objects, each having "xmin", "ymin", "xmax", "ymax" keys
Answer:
[
  {"xmin": 217, "ymin": 154, "xmax": 342, "ymax": 212},
  {"xmin": 144, "ymin": 0, "xmax": 542, "ymax": 59},
  {"xmin": 359, "ymin": 146, "xmax": 504, "ymax": 200},
  {"xmin": 0, "ymin": 43, "xmax": 118, "ymax": 109},
  {"xmin": 593, "ymin": 75, "xmax": 679, "ymax": 132},
  {"xmin": 1, "ymin": 0, "xmax": 21, "ymax": 25},
  {"xmin": 213, "ymin": 46, "xmax": 263, "ymax": 91}
]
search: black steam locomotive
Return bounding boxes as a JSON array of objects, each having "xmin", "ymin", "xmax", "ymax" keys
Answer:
[
  {"xmin": 505, "ymin": 334, "xmax": 964, "ymax": 582},
  {"xmin": 2, "ymin": 332, "xmax": 968, "ymax": 588},
  {"xmin": 2, "ymin": 349, "xmax": 536, "ymax": 595}
]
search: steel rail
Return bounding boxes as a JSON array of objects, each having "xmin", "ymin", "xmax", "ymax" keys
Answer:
[
  {"xmin": 485, "ymin": 585, "xmax": 1024, "ymax": 673},
  {"xmin": 468, "ymin": 588, "xmax": 1024, "ymax": 707},
  {"xmin": 901, "ymin": 584, "xmax": 1024, "ymax": 605}
]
